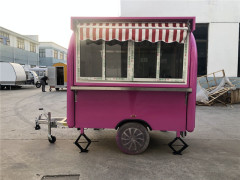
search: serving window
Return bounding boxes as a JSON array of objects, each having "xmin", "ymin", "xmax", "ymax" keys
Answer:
[
  {"xmin": 80, "ymin": 40, "xmax": 102, "ymax": 78},
  {"xmin": 160, "ymin": 42, "xmax": 184, "ymax": 79},
  {"xmin": 134, "ymin": 41, "xmax": 157, "ymax": 79},
  {"xmin": 105, "ymin": 40, "xmax": 128, "ymax": 79},
  {"xmin": 76, "ymin": 22, "xmax": 189, "ymax": 84}
]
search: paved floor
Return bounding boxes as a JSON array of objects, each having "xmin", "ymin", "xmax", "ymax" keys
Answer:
[{"xmin": 0, "ymin": 87, "xmax": 240, "ymax": 180}]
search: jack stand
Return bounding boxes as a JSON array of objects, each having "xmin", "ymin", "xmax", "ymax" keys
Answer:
[
  {"xmin": 74, "ymin": 129, "xmax": 91, "ymax": 153},
  {"xmin": 168, "ymin": 137, "xmax": 189, "ymax": 155}
]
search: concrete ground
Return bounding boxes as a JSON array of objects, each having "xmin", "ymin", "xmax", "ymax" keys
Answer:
[{"xmin": 0, "ymin": 87, "xmax": 240, "ymax": 180}]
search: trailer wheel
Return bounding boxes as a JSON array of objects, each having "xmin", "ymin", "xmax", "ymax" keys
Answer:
[
  {"xmin": 48, "ymin": 135, "xmax": 56, "ymax": 143},
  {"xmin": 55, "ymin": 88, "xmax": 59, "ymax": 91},
  {"xmin": 35, "ymin": 124, "xmax": 41, "ymax": 130},
  {"xmin": 36, "ymin": 83, "xmax": 41, "ymax": 88},
  {"xmin": 116, "ymin": 122, "xmax": 150, "ymax": 155},
  {"xmin": 0, "ymin": 85, "xmax": 5, "ymax": 90}
]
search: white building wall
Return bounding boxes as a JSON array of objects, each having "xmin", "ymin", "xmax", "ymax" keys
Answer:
[
  {"xmin": 45, "ymin": 49, "xmax": 53, "ymax": 57},
  {"xmin": 120, "ymin": 0, "xmax": 240, "ymax": 23},
  {"xmin": 9, "ymin": 35, "xmax": 15, "ymax": 47},
  {"xmin": 25, "ymin": 41, "xmax": 29, "ymax": 51},
  {"xmin": 208, "ymin": 23, "xmax": 239, "ymax": 76},
  {"xmin": 36, "ymin": 45, "xmax": 39, "ymax": 54},
  {"xmin": 120, "ymin": 0, "xmax": 240, "ymax": 77}
]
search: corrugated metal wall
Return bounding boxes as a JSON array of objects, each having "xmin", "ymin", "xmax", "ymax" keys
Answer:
[{"xmin": 0, "ymin": 44, "xmax": 39, "ymax": 66}]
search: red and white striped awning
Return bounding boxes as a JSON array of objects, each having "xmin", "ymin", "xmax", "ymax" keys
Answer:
[{"xmin": 78, "ymin": 22, "xmax": 188, "ymax": 43}]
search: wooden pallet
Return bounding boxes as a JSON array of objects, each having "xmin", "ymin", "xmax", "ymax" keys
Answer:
[{"xmin": 197, "ymin": 70, "xmax": 236, "ymax": 106}]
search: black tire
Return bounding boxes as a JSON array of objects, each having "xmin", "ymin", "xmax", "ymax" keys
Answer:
[
  {"xmin": 0, "ymin": 85, "xmax": 5, "ymax": 90},
  {"xmin": 35, "ymin": 124, "xmax": 41, "ymax": 130},
  {"xmin": 116, "ymin": 122, "xmax": 150, "ymax": 155},
  {"xmin": 36, "ymin": 83, "xmax": 41, "ymax": 88},
  {"xmin": 48, "ymin": 135, "xmax": 56, "ymax": 143},
  {"xmin": 55, "ymin": 88, "xmax": 59, "ymax": 91}
]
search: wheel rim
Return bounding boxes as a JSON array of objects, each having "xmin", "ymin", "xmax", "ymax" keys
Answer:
[{"xmin": 121, "ymin": 128, "xmax": 145, "ymax": 151}]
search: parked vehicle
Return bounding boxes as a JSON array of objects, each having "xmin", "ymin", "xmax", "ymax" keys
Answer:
[
  {"xmin": 29, "ymin": 66, "xmax": 47, "ymax": 80},
  {"xmin": 48, "ymin": 63, "xmax": 67, "ymax": 91},
  {"xmin": 25, "ymin": 70, "xmax": 41, "ymax": 88}
]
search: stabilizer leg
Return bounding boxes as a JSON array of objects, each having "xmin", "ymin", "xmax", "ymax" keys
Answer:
[
  {"xmin": 74, "ymin": 133, "xmax": 91, "ymax": 153},
  {"xmin": 168, "ymin": 137, "xmax": 189, "ymax": 155}
]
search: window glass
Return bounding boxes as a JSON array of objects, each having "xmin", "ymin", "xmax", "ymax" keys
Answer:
[
  {"xmin": 0, "ymin": 31, "xmax": 10, "ymax": 45},
  {"xmin": 60, "ymin": 52, "xmax": 64, "ymax": 60},
  {"xmin": 76, "ymin": 37, "xmax": 188, "ymax": 83},
  {"xmin": 197, "ymin": 42, "xmax": 207, "ymax": 75},
  {"xmin": 80, "ymin": 40, "xmax": 102, "ymax": 77},
  {"xmin": 39, "ymin": 49, "xmax": 45, "ymax": 57},
  {"xmin": 30, "ymin": 42, "xmax": 36, "ymax": 52},
  {"xmin": 54, "ymin": 50, "xmax": 58, "ymax": 59},
  {"xmin": 105, "ymin": 40, "xmax": 128, "ymax": 78},
  {"xmin": 17, "ymin": 38, "xmax": 24, "ymax": 49},
  {"xmin": 193, "ymin": 24, "xmax": 208, "ymax": 40},
  {"xmin": 160, "ymin": 42, "xmax": 184, "ymax": 78},
  {"xmin": 193, "ymin": 23, "xmax": 208, "ymax": 76},
  {"xmin": 134, "ymin": 40, "xmax": 157, "ymax": 78}
]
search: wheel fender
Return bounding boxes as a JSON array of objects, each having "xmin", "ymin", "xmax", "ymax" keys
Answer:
[{"xmin": 115, "ymin": 119, "xmax": 152, "ymax": 131}]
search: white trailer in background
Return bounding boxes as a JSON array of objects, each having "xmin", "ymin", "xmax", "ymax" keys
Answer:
[
  {"xmin": 0, "ymin": 62, "xmax": 26, "ymax": 89},
  {"xmin": 0, "ymin": 62, "xmax": 41, "ymax": 89}
]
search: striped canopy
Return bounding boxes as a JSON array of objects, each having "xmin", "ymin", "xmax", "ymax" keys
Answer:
[{"xmin": 78, "ymin": 22, "xmax": 188, "ymax": 43}]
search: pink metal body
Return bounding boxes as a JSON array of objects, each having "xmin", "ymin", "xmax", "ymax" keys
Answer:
[{"xmin": 67, "ymin": 17, "xmax": 197, "ymax": 135}]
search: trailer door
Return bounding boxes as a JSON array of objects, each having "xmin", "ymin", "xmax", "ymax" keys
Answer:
[
  {"xmin": 56, "ymin": 67, "xmax": 64, "ymax": 85},
  {"xmin": 47, "ymin": 67, "xmax": 55, "ymax": 86}
]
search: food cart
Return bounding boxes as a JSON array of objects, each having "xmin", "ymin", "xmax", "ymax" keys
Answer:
[
  {"xmin": 65, "ymin": 17, "xmax": 198, "ymax": 155},
  {"xmin": 48, "ymin": 63, "xmax": 67, "ymax": 91}
]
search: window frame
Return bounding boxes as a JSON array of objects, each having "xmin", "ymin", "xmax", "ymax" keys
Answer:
[
  {"xmin": 0, "ymin": 31, "xmax": 10, "ymax": 45},
  {"xmin": 17, "ymin": 38, "xmax": 25, "ymax": 49},
  {"xmin": 30, "ymin": 42, "xmax": 36, "ymax": 53},
  {"xmin": 75, "ymin": 30, "xmax": 189, "ymax": 85},
  {"xmin": 60, "ymin": 52, "xmax": 64, "ymax": 60},
  {"xmin": 54, "ymin": 50, "xmax": 58, "ymax": 59},
  {"xmin": 39, "ymin": 49, "xmax": 46, "ymax": 58}
]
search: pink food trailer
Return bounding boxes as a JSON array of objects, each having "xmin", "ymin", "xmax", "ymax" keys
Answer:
[{"xmin": 67, "ymin": 17, "xmax": 197, "ymax": 155}]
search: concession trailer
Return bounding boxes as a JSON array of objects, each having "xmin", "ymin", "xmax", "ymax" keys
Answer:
[
  {"xmin": 48, "ymin": 63, "xmax": 67, "ymax": 91},
  {"xmin": 36, "ymin": 17, "xmax": 197, "ymax": 155},
  {"xmin": 66, "ymin": 17, "xmax": 198, "ymax": 155}
]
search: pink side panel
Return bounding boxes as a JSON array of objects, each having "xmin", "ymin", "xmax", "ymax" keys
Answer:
[
  {"xmin": 186, "ymin": 33, "xmax": 198, "ymax": 132},
  {"xmin": 75, "ymin": 91, "xmax": 187, "ymax": 131},
  {"xmin": 67, "ymin": 33, "xmax": 75, "ymax": 128}
]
